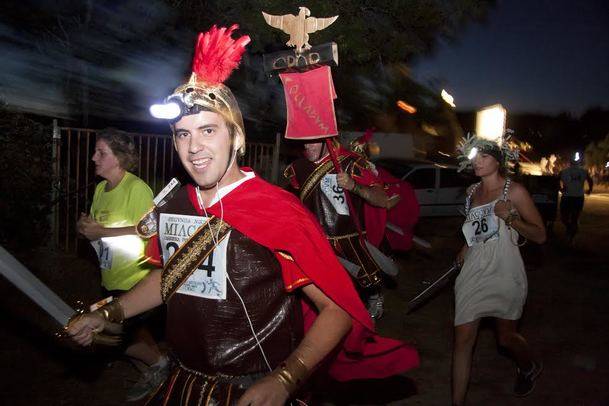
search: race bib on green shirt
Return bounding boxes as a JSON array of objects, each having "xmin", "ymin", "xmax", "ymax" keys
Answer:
[{"xmin": 91, "ymin": 239, "xmax": 113, "ymax": 270}]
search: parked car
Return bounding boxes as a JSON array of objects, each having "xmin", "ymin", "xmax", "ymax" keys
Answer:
[{"xmin": 374, "ymin": 158, "xmax": 475, "ymax": 217}]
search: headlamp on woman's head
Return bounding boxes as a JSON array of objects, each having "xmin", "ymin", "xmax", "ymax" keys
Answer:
[
  {"xmin": 467, "ymin": 147, "xmax": 479, "ymax": 160},
  {"xmin": 457, "ymin": 132, "xmax": 517, "ymax": 173},
  {"xmin": 464, "ymin": 144, "xmax": 502, "ymax": 161}
]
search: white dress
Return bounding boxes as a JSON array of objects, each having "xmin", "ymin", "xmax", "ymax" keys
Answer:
[{"xmin": 454, "ymin": 180, "xmax": 528, "ymax": 326}]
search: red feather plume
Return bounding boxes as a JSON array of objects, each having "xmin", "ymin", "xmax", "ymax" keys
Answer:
[{"xmin": 191, "ymin": 24, "xmax": 251, "ymax": 85}]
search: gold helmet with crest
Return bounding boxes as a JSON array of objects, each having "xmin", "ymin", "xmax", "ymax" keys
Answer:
[{"xmin": 150, "ymin": 25, "xmax": 250, "ymax": 155}]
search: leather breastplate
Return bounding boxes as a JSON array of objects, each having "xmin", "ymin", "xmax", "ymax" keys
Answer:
[
  {"xmin": 291, "ymin": 158, "xmax": 365, "ymax": 238},
  {"xmin": 157, "ymin": 187, "xmax": 304, "ymax": 375}
]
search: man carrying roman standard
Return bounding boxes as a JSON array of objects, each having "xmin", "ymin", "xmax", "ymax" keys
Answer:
[{"xmin": 68, "ymin": 24, "xmax": 418, "ymax": 405}]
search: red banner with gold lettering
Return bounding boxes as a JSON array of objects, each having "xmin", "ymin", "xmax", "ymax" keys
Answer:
[{"xmin": 279, "ymin": 65, "xmax": 338, "ymax": 139}]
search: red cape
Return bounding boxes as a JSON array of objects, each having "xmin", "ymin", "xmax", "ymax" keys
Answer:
[
  {"xmin": 365, "ymin": 167, "xmax": 420, "ymax": 251},
  {"xmin": 189, "ymin": 170, "xmax": 419, "ymax": 381}
]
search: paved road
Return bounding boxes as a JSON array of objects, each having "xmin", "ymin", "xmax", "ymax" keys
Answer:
[
  {"xmin": 1, "ymin": 193, "xmax": 608, "ymax": 405},
  {"xmin": 367, "ymin": 192, "xmax": 609, "ymax": 405}
]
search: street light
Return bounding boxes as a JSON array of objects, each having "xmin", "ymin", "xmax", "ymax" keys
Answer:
[
  {"xmin": 476, "ymin": 104, "xmax": 506, "ymax": 143},
  {"xmin": 397, "ymin": 100, "xmax": 417, "ymax": 114},
  {"xmin": 441, "ymin": 89, "xmax": 456, "ymax": 108}
]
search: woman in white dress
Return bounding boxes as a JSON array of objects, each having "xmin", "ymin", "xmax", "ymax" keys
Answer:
[{"xmin": 452, "ymin": 134, "xmax": 546, "ymax": 405}]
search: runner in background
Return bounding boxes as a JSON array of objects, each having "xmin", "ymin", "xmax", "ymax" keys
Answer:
[
  {"xmin": 76, "ymin": 128, "xmax": 169, "ymax": 401},
  {"xmin": 348, "ymin": 129, "xmax": 419, "ymax": 254},
  {"xmin": 559, "ymin": 152, "xmax": 593, "ymax": 244},
  {"xmin": 285, "ymin": 138, "xmax": 395, "ymax": 319}
]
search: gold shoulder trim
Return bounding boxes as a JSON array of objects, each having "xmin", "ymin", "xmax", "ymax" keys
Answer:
[
  {"xmin": 300, "ymin": 155, "xmax": 349, "ymax": 202},
  {"xmin": 276, "ymin": 251, "xmax": 295, "ymax": 261}
]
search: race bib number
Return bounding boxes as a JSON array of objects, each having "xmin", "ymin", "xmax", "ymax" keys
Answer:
[
  {"xmin": 320, "ymin": 174, "xmax": 349, "ymax": 216},
  {"xmin": 159, "ymin": 213, "xmax": 229, "ymax": 300},
  {"xmin": 462, "ymin": 202, "xmax": 499, "ymax": 246},
  {"xmin": 91, "ymin": 239, "xmax": 113, "ymax": 270}
]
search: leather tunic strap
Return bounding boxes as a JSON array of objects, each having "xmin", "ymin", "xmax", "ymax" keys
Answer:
[
  {"xmin": 161, "ymin": 216, "xmax": 232, "ymax": 302},
  {"xmin": 299, "ymin": 154, "xmax": 349, "ymax": 202}
]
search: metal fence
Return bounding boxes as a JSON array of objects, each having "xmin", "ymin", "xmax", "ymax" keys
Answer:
[{"xmin": 51, "ymin": 122, "xmax": 280, "ymax": 252}]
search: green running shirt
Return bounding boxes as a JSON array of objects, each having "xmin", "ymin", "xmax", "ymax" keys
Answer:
[{"xmin": 90, "ymin": 172, "xmax": 154, "ymax": 291}]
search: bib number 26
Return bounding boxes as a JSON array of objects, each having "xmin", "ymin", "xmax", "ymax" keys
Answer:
[{"xmin": 472, "ymin": 218, "xmax": 488, "ymax": 235}]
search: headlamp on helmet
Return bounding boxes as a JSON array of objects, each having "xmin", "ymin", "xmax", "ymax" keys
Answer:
[{"xmin": 149, "ymin": 25, "xmax": 250, "ymax": 155}]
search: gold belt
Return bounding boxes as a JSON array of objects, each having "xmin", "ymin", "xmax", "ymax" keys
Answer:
[
  {"xmin": 177, "ymin": 359, "xmax": 266, "ymax": 386},
  {"xmin": 327, "ymin": 231, "xmax": 367, "ymax": 240}
]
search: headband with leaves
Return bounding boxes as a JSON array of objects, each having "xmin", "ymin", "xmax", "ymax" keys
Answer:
[{"xmin": 457, "ymin": 130, "xmax": 519, "ymax": 172}]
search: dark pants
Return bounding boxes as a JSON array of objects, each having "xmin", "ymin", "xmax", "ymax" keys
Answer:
[{"xmin": 560, "ymin": 196, "xmax": 584, "ymax": 239}]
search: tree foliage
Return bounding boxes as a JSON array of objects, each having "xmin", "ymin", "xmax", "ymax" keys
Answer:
[
  {"xmin": 164, "ymin": 0, "xmax": 496, "ymax": 65},
  {"xmin": 585, "ymin": 133, "xmax": 609, "ymax": 173},
  {"xmin": 0, "ymin": 108, "xmax": 52, "ymax": 247},
  {"xmin": 141, "ymin": 0, "xmax": 495, "ymax": 136},
  {"xmin": 490, "ymin": 108, "xmax": 609, "ymax": 161},
  {"xmin": 2, "ymin": 0, "xmax": 495, "ymax": 132}
]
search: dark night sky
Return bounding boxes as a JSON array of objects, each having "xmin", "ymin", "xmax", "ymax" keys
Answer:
[
  {"xmin": 412, "ymin": 0, "xmax": 609, "ymax": 115},
  {"xmin": 1, "ymin": 1, "xmax": 608, "ymax": 121}
]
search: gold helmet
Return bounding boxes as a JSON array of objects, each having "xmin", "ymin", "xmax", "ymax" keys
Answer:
[
  {"xmin": 150, "ymin": 25, "xmax": 250, "ymax": 155},
  {"xmin": 350, "ymin": 128, "xmax": 380, "ymax": 158}
]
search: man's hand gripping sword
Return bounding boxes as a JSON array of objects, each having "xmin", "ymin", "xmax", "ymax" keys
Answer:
[{"xmin": 0, "ymin": 244, "xmax": 121, "ymax": 346}]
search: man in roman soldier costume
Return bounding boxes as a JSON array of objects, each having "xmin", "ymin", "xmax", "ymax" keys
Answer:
[
  {"xmin": 285, "ymin": 136, "xmax": 399, "ymax": 319},
  {"xmin": 348, "ymin": 129, "xmax": 420, "ymax": 254},
  {"xmin": 67, "ymin": 24, "xmax": 418, "ymax": 405}
]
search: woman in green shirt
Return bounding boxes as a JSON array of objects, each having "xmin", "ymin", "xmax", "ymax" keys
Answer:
[{"xmin": 77, "ymin": 128, "xmax": 168, "ymax": 401}]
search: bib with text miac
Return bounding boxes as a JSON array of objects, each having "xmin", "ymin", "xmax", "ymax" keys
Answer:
[{"xmin": 159, "ymin": 213, "xmax": 229, "ymax": 300}]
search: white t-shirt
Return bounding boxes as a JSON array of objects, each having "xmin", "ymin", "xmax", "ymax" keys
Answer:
[{"xmin": 560, "ymin": 166, "xmax": 589, "ymax": 197}]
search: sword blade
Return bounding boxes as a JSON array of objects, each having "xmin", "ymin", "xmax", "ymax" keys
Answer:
[
  {"xmin": 385, "ymin": 221, "xmax": 405, "ymax": 236},
  {"xmin": 336, "ymin": 255, "xmax": 361, "ymax": 278},
  {"xmin": 0, "ymin": 245, "xmax": 75, "ymax": 326},
  {"xmin": 412, "ymin": 235, "xmax": 432, "ymax": 249},
  {"xmin": 365, "ymin": 240, "xmax": 400, "ymax": 276},
  {"xmin": 385, "ymin": 222, "xmax": 432, "ymax": 249},
  {"xmin": 407, "ymin": 263, "xmax": 460, "ymax": 314}
]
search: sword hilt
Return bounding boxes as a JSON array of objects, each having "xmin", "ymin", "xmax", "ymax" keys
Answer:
[
  {"xmin": 58, "ymin": 310, "xmax": 123, "ymax": 347},
  {"xmin": 55, "ymin": 328, "xmax": 123, "ymax": 346}
]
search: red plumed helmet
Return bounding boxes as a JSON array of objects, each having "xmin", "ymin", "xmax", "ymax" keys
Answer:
[
  {"xmin": 159, "ymin": 24, "xmax": 251, "ymax": 156},
  {"xmin": 192, "ymin": 24, "xmax": 251, "ymax": 85}
]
